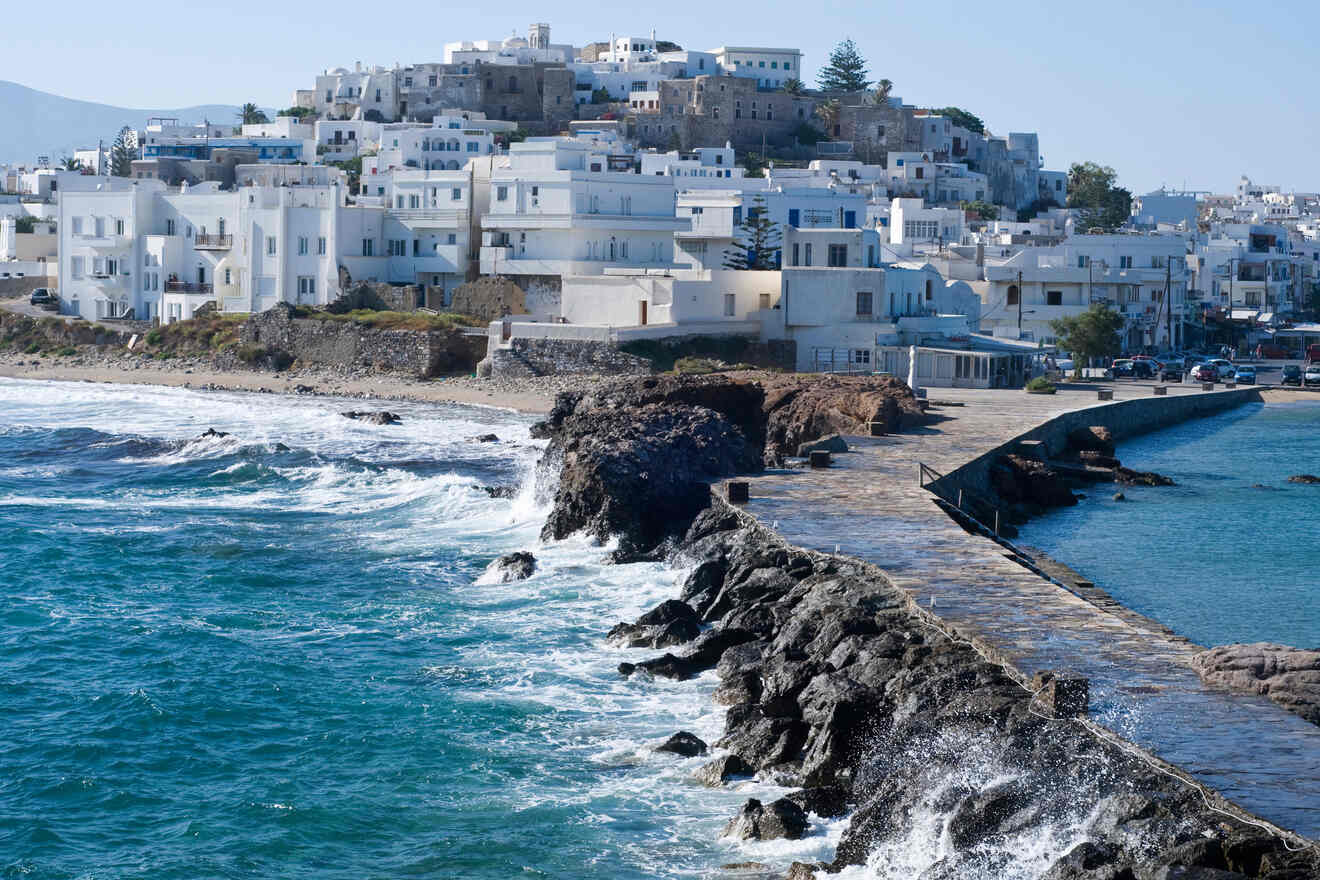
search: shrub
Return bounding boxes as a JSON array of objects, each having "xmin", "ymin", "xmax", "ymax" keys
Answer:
[
  {"xmin": 23, "ymin": 343, "xmax": 41, "ymax": 354},
  {"xmin": 57, "ymin": 347, "xmax": 77, "ymax": 357},
  {"xmin": 1024, "ymin": 377, "xmax": 1057, "ymax": 394},
  {"xmin": 145, "ymin": 329, "xmax": 163, "ymax": 346},
  {"xmin": 674, "ymin": 356, "xmax": 723, "ymax": 375},
  {"xmin": 236, "ymin": 345, "xmax": 266, "ymax": 363}
]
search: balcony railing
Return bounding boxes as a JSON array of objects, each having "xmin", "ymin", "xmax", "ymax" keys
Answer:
[
  {"xmin": 165, "ymin": 281, "xmax": 214, "ymax": 293},
  {"xmin": 194, "ymin": 234, "xmax": 232, "ymax": 250}
]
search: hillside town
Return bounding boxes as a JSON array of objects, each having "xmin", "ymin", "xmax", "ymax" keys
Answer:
[{"xmin": 3, "ymin": 23, "xmax": 1320, "ymax": 384}]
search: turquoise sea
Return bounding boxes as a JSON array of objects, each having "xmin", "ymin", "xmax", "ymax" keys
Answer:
[
  {"xmin": 0, "ymin": 379, "xmax": 843, "ymax": 879},
  {"xmin": 1018, "ymin": 400, "xmax": 1320, "ymax": 649}
]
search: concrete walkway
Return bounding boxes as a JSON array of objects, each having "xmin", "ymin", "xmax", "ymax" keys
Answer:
[{"xmin": 740, "ymin": 383, "xmax": 1320, "ymax": 838}]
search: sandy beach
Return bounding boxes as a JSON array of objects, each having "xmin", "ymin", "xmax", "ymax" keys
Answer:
[{"xmin": 0, "ymin": 352, "xmax": 593, "ymax": 414}]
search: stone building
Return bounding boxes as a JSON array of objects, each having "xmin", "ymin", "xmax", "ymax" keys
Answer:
[
  {"xmin": 635, "ymin": 75, "xmax": 817, "ymax": 151},
  {"xmin": 834, "ymin": 97, "xmax": 918, "ymax": 166}
]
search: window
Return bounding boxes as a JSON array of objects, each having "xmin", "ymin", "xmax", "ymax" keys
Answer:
[
  {"xmin": 496, "ymin": 186, "xmax": 508, "ymax": 201},
  {"xmin": 690, "ymin": 206, "xmax": 703, "ymax": 215},
  {"xmin": 71, "ymin": 256, "xmax": 84, "ymax": 278},
  {"xmin": 828, "ymin": 244, "xmax": 848, "ymax": 267},
  {"xmin": 72, "ymin": 217, "xmax": 83, "ymax": 235},
  {"xmin": 733, "ymin": 207, "xmax": 742, "ymax": 225},
  {"xmin": 724, "ymin": 294, "xmax": 736, "ymax": 316},
  {"xmin": 1046, "ymin": 290, "xmax": 1062, "ymax": 306},
  {"xmin": 298, "ymin": 276, "xmax": 316, "ymax": 296},
  {"xmin": 362, "ymin": 239, "xmax": 374, "ymax": 256},
  {"xmin": 224, "ymin": 268, "xmax": 232, "ymax": 285},
  {"xmin": 447, "ymin": 233, "xmax": 456, "ymax": 245},
  {"xmin": 266, "ymin": 236, "xmax": 276, "ymax": 255},
  {"xmin": 856, "ymin": 291, "xmax": 873, "ymax": 315},
  {"xmin": 788, "ymin": 208, "xmax": 800, "ymax": 227},
  {"xmin": 298, "ymin": 236, "xmax": 308, "ymax": 255},
  {"xmin": 466, "ymin": 142, "xmax": 478, "ymax": 152},
  {"xmin": 429, "ymin": 75, "xmax": 437, "ymax": 87},
  {"xmin": 915, "ymin": 167, "xmax": 924, "ymax": 180},
  {"xmin": 1119, "ymin": 255, "xmax": 1133, "ymax": 269},
  {"xmin": 759, "ymin": 293, "xmax": 771, "ymax": 310},
  {"xmin": 317, "ymin": 236, "xmax": 326, "ymax": 255},
  {"xmin": 1006, "ymin": 285, "xmax": 1020, "ymax": 305},
  {"xmin": 804, "ymin": 243, "xmax": 813, "ymax": 266},
  {"xmin": 791, "ymin": 243, "xmax": 800, "ymax": 266},
  {"xmin": 115, "ymin": 219, "xmax": 124, "ymax": 235}
]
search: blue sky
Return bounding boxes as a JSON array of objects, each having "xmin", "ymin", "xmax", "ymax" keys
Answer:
[{"xmin": 3, "ymin": 0, "xmax": 1316, "ymax": 195}]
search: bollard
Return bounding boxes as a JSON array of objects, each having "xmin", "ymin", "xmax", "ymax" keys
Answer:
[
  {"xmin": 1202, "ymin": 382, "xmax": 1214, "ymax": 391},
  {"xmin": 726, "ymin": 481, "xmax": 749, "ymax": 504},
  {"xmin": 1153, "ymin": 385, "xmax": 1167, "ymax": 396},
  {"xmin": 1031, "ymin": 670, "xmax": 1090, "ymax": 719},
  {"xmin": 809, "ymin": 450, "xmax": 831, "ymax": 469},
  {"xmin": 1097, "ymin": 389, "xmax": 1114, "ymax": 401},
  {"xmin": 868, "ymin": 420, "xmax": 888, "ymax": 436}
]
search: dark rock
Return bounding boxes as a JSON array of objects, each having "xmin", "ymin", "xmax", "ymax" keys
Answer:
[
  {"xmin": 199, "ymin": 428, "xmax": 230, "ymax": 438},
  {"xmin": 473, "ymin": 433, "xmax": 499, "ymax": 443},
  {"xmin": 760, "ymin": 374, "xmax": 929, "ymax": 460},
  {"xmin": 636, "ymin": 599, "xmax": 699, "ymax": 627},
  {"xmin": 795, "ymin": 433, "xmax": 849, "ymax": 457},
  {"xmin": 718, "ymin": 702, "xmax": 809, "ymax": 769},
  {"xmin": 655, "ymin": 730, "xmax": 708, "ymax": 757},
  {"xmin": 482, "ymin": 485, "xmax": 518, "ymax": 499},
  {"xmin": 1068, "ymin": 425, "xmax": 1116, "ymax": 456},
  {"xmin": 1116, "ymin": 466, "xmax": 1176, "ymax": 487},
  {"xmin": 485, "ymin": 551, "xmax": 536, "ymax": 583},
  {"xmin": 947, "ymin": 780, "xmax": 1037, "ymax": 850},
  {"xmin": 722, "ymin": 797, "xmax": 810, "ymax": 841},
  {"xmin": 1288, "ymin": 474, "xmax": 1320, "ymax": 484},
  {"xmin": 1192, "ymin": 643, "xmax": 1320, "ymax": 726},
  {"xmin": 697, "ymin": 753, "xmax": 755, "ymax": 786},
  {"xmin": 1113, "ymin": 492, "xmax": 1126, "ymax": 501},
  {"xmin": 785, "ymin": 785, "xmax": 851, "ymax": 818},
  {"xmin": 607, "ymin": 616, "xmax": 701, "ymax": 649},
  {"xmin": 341, "ymin": 410, "xmax": 401, "ymax": 425},
  {"xmin": 992, "ymin": 454, "xmax": 1078, "ymax": 508},
  {"xmin": 619, "ymin": 627, "xmax": 755, "ymax": 680},
  {"xmin": 272, "ymin": 442, "xmax": 291, "ymax": 452},
  {"xmin": 785, "ymin": 863, "xmax": 828, "ymax": 880}
]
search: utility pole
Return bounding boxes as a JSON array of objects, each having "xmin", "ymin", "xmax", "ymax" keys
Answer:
[
  {"xmin": 1017, "ymin": 269, "xmax": 1023, "ymax": 336},
  {"xmin": 1165, "ymin": 259, "xmax": 1172, "ymax": 351}
]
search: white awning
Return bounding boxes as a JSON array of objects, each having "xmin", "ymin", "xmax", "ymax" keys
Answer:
[
  {"xmin": 1258, "ymin": 312, "xmax": 1275, "ymax": 324},
  {"xmin": 1230, "ymin": 309, "xmax": 1259, "ymax": 321}
]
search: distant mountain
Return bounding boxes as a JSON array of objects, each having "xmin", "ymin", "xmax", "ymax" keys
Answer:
[{"xmin": 0, "ymin": 80, "xmax": 257, "ymax": 164}]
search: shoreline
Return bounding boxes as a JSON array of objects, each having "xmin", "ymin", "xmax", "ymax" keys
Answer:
[{"xmin": 0, "ymin": 352, "xmax": 592, "ymax": 414}]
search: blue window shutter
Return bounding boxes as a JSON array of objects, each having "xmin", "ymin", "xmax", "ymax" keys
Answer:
[
  {"xmin": 788, "ymin": 209, "xmax": 800, "ymax": 227},
  {"xmin": 845, "ymin": 210, "xmax": 856, "ymax": 228}
]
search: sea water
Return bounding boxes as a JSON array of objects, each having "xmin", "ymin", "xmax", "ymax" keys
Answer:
[
  {"xmin": 0, "ymin": 379, "xmax": 845, "ymax": 879},
  {"xmin": 1018, "ymin": 400, "xmax": 1320, "ymax": 649}
]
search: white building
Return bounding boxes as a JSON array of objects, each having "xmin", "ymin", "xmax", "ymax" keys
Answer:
[
  {"xmin": 708, "ymin": 46, "xmax": 803, "ymax": 90},
  {"xmin": 981, "ymin": 234, "xmax": 1191, "ymax": 352},
  {"xmin": 639, "ymin": 145, "xmax": 743, "ymax": 180},
  {"xmin": 365, "ymin": 117, "xmax": 497, "ymax": 175},
  {"xmin": 479, "ymin": 139, "xmax": 689, "ymax": 285}
]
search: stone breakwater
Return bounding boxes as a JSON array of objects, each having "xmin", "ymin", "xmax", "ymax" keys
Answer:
[{"xmin": 532, "ymin": 375, "xmax": 1319, "ymax": 879}]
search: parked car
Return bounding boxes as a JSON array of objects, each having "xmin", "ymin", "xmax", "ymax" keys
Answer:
[
  {"xmin": 29, "ymin": 288, "xmax": 57, "ymax": 310},
  {"xmin": 1233, "ymin": 365, "xmax": 1256, "ymax": 384},
  {"xmin": 1282, "ymin": 364, "xmax": 1303, "ymax": 386},
  {"xmin": 1255, "ymin": 343, "xmax": 1291, "ymax": 359},
  {"xmin": 1111, "ymin": 359, "xmax": 1135, "ymax": 378},
  {"xmin": 1308, "ymin": 344, "xmax": 1320, "ymax": 363},
  {"xmin": 1306, "ymin": 365, "xmax": 1320, "ymax": 387},
  {"xmin": 1189, "ymin": 363, "xmax": 1219, "ymax": 382},
  {"xmin": 1159, "ymin": 363, "xmax": 1184, "ymax": 382},
  {"xmin": 1130, "ymin": 359, "xmax": 1155, "ymax": 379},
  {"xmin": 1207, "ymin": 358, "xmax": 1236, "ymax": 377}
]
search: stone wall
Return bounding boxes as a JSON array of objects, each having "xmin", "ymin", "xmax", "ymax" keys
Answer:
[
  {"xmin": 0, "ymin": 311, "xmax": 131, "ymax": 348},
  {"xmin": 448, "ymin": 276, "xmax": 528, "ymax": 321},
  {"xmin": 0, "ymin": 276, "xmax": 57, "ymax": 298},
  {"xmin": 241, "ymin": 303, "xmax": 484, "ymax": 377},
  {"xmin": 484, "ymin": 337, "xmax": 652, "ymax": 378},
  {"xmin": 326, "ymin": 282, "xmax": 424, "ymax": 314},
  {"xmin": 640, "ymin": 76, "xmax": 818, "ymax": 151}
]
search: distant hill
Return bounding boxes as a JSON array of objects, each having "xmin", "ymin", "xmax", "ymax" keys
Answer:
[{"xmin": 0, "ymin": 80, "xmax": 258, "ymax": 164}]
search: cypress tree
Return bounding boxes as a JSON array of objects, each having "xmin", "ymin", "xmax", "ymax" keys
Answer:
[
  {"xmin": 723, "ymin": 196, "xmax": 782, "ymax": 270},
  {"xmin": 817, "ymin": 39, "xmax": 870, "ymax": 93}
]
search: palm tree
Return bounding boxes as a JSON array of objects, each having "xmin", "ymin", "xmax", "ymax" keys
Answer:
[
  {"xmin": 238, "ymin": 103, "xmax": 269, "ymax": 125},
  {"xmin": 871, "ymin": 79, "xmax": 893, "ymax": 106},
  {"xmin": 782, "ymin": 78, "xmax": 806, "ymax": 96},
  {"xmin": 59, "ymin": 156, "xmax": 81, "ymax": 171}
]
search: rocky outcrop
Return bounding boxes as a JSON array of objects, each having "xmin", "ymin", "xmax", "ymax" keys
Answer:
[
  {"xmin": 1287, "ymin": 474, "xmax": 1320, "ymax": 485},
  {"xmin": 1192, "ymin": 644, "xmax": 1320, "ymax": 726},
  {"xmin": 1068, "ymin": 425, "xmax": 1116, "ymax": 457},
  {"xmin": 485, "ymin": 551, "xmax": 536, "ymax": 583},
  {"xmin": 1116, "ymin": 466, "xmax": 1177, "ymax": 487},
  {"xmin": 532, "ymin": 375, "xmax": 766, "ymax": 558},
  {"xmin": 795, "ymin": 433, "xmax": 848, "ymax": 458},
  {"xmin": 760, "ymin": 375, "xmax": 928, "ymax": 461},
  {"xmin": 607, "ymin": 599, "xmax": 701, "ymax": 648}
]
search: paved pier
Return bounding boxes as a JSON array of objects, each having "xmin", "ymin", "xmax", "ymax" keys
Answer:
[{"xmin": 739, "ymin": 383, "xmax": 1320, "ymax": 838}]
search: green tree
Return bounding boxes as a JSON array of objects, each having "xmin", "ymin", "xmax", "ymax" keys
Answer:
[
  {"xmin": 962, "ymin": 200, "xmax": 998, "ymax": 220},
  {"xmin": 935, "ymin": 106, "xmax": 984, "ymax": 134},
  {"xmin": 814, "ymin": 98, "xmax": 841, "ymax": 138},
  {"xmin": 782, "ymin": 78, "xmax": 806, "ymax": 96},
  {"xmin": 15, "ymin": 216, "xmax": 36, "ymax": 234},
  {"xmin": 792, "ymin": 122, "xmax": 827, "ymax": 146},
  {"xmin": 362, "ymin": 108, "xmax": 385, "ymax": 123},
  {"xmin": 872, "ymin": 78, "xmax": 893, "ymax": 106},
  {"xmin": 238, "ymin": 102, "xmax": 269, "ymax": 125},
  {"xmin": 276, "ymin": 106, "xmax": 317, "ymax": 119},
  {"xmin": 724, "ymin": 196, "xmax": 781, "ymax": 270},
  {"xmin": 59, "ymin": 156, "xmax": 81, "ymax": 171},
  {"xmin": 1067, "ymin": 161, "xmax": 1132, "ymax": 232},
  {"xmin": 109, "ymin": 126, "xmax": 135, "ymax": 177},
  {"xmin": 666, "ymin": 129, "xmax": 683, "ymax": 151},
  {"xmin": 590, "ymin": 87, "xmax": 611, "ymax": 105},
  {"xmin": 655, "ymin": 40, "xmax": 682, "ymax": 53},
  {"xmin": 741, "ymin": 151, "xmax": 768, "ymax": 178},
  {"xmin": 1050, "ymin": 303, "xmax": 1125, "ymax": 372},
  {"xmin": 817, "ymin": 39, "xmax": 870, "ymax": 92}
]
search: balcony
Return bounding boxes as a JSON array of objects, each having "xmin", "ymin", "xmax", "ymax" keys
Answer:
[
  {"xmin": 165, "ymin": 281, "xmax": 213, "ymax": 294},
  {"xmin": 194, "ymin": 234, "xmax": 232, "ymax": 250},
  {"xmin": 78, "ymin": 231, "xmax": 128, "ymax": 249}
]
